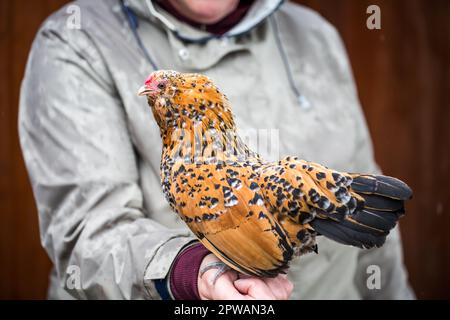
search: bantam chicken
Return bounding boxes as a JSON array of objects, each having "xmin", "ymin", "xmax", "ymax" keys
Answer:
[{"xmin": 138, "ymin": 70, "xmax": 412, "ymax": 278}]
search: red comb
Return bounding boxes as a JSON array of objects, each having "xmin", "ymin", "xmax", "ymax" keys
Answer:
[{"xmin": 144, "ymin": 74, "xmax": 155, "ymax": 87}]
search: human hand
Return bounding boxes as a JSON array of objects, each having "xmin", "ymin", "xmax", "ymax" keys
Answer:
[{"xmin": 197, "ymin": 254, "xmax": 293, "ymax": 300}]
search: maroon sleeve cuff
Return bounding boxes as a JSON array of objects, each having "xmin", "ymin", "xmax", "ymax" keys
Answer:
[{"xmin": 169, "ymin": 242, "xmax": 211, "ymax": 300}]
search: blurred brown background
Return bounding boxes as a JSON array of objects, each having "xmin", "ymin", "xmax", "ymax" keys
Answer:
[{"xmin": 0, "ymin": 0, "xmax": 449, "ymax": 299}]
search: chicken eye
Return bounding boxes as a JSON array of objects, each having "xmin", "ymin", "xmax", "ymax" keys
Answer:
[{"xmin": 157, "ymin": 83, "xmax": 166, "ymax": 90}]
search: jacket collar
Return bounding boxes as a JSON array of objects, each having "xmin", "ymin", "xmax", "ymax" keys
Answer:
[
  {"xmin": 125, "ymin": 0, "xmax": 283, "ymax": 70},
  {"xmin": 126, "ymin": 0, "xmax": 284, "ymax": 43}
]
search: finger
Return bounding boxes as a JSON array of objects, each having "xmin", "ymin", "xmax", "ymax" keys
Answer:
[
  {"xmin": 275, "ymin": 275, "xmax": 294, "ymax": 297},
  {"xmin": 281, "ymin": 276, "xmax": 294, "ymax": 296},
  {"xmin": 261, "ymin": 277, "xmax": 287, "ymax": 300},
  {"xmin": 200, "ymin": 272, "xmax": 241, "ymax": 300},
  {"xmin": 236, "ymin": 274, "xmax": 291, "ymax": 299},
  {"xmin": 234, "ymin": 278, "xmax": 276, "ymax": 300},
  {"xmin": 213, "ymin": 273, "xmax": 248, "ymax": 300},
  {"xmin": 261, "ymin": 276, "xmax": 293, "ymax": 300},
  {"xmin": 278, "ymin": 275, "xmax": 294, "ymax": 296},
  {"xmin": 199, "ymin": 270, "xmax": 238, "ymax": 300},
  {"xmin": 198, "ymin": 254, "xmax": 239, "ymax": 300}
]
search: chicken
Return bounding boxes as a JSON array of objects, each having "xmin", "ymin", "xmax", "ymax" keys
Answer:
[{"xmin": 138, "ymin": 70, "xmax": 412, "ymax": 277}]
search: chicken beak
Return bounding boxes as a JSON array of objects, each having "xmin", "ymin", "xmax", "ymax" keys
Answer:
[{"xmin": 138, "ymin": 85, "xmax": 152, "ymax": 96}]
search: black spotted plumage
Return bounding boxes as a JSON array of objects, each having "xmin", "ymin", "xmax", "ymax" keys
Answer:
[{"xmin": 139, "ymin": 70, "xmax": 413, "ymax": 277}]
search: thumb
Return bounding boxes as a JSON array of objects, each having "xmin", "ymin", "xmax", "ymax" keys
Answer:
[{"xmin": 234, "ymin": 279, "xmax": 252, "ymax": 294}]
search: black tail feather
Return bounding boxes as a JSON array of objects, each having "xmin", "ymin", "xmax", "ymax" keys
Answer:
[
  {"xmin": 311, "ymin": 174, "xmax": 412, "ymax": 249},
  {"xmin": 361, "ymin": 194, "xmax": 405, "ymax": 211},
  {"xmin": 310, "ymin": 218, "xmax": 386, "ymax": 249},
  {"xmin": 351, "ymin": 175, "xmax": 412, "ymax": 200},
  {"xmin": 352, "ymin": 208, "xmax": 400, "ymax": 231}
]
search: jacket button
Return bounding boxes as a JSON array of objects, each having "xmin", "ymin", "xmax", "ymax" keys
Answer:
[{"xmin": 178, "ymin": 48, "xmax": 190, "ymax": 61}]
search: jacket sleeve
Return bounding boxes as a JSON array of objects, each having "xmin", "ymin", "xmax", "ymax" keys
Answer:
[
  {"xmin": 322, "ymin": 18, "xmax": 415, "ymax": 299},
  {"xmin": 18, "ymin": 19, "xmax": 195, "ymax": 299}
]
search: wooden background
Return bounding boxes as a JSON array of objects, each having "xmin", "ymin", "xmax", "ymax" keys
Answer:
[{"xmin": 0, "ymin": 0, "xmax": 449, "ymax": 299}]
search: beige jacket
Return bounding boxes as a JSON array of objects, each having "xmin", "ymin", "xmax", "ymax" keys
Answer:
[{"xmin": 19, "ymin": 0, "xmax": 414, "ymax": 299}]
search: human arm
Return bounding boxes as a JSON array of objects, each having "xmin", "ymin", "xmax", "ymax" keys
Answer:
[
  {"xmin": 18, "ymin": 19, "xmax": 195, "ymax": 299},
  {"xmin": 162, "ymin": 242, "xmax": 293, "ymax": 300}
]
